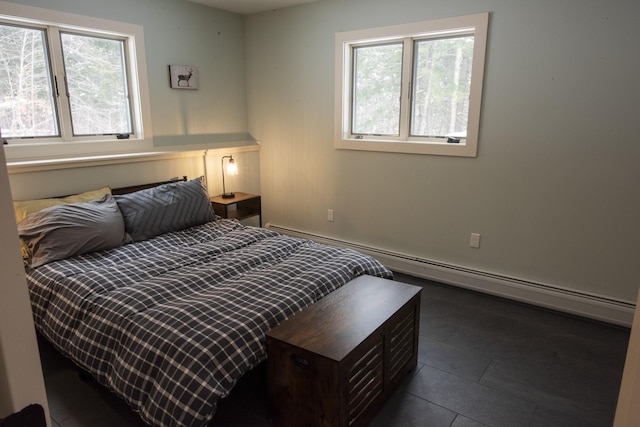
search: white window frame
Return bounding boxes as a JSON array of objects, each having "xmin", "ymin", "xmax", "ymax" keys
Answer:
[
  {"xmin": 335, "ymin": 13, "xmax": 488, "ymax": 157},
  {"xmin": 0, "ymin": 1, "xmax": 153, "ymax": 162}
]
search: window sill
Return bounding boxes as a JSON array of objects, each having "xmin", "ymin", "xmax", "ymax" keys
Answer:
[
  {"xmin": 335, "ymin": 137, "xmax": 477, "ymax": 157},
  {"xmin": 4, "ymin": 132, "xmax": 262, "ymax": 174},
  {"xmin": 3, "ymin": 136, "xmax": 154, "ymax": 164},
  {"xmin": 6, "ymin": 150, "xmax": 191, "ymax": 174}
]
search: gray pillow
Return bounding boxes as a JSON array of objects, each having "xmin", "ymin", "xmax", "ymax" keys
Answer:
[
  {"xmin": 115, "ymin": 176, "xmax": 214, "ymax": 242},
  {"xmin": 18, "ymin": 194, "xmax": 128, "ymax": 268}
]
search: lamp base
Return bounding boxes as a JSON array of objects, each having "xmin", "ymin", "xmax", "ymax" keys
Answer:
[{"xmin": 221, "ymin": 192, "xmax": 235, "ymax": 199}]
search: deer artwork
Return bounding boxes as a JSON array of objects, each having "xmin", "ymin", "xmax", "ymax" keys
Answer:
[{"xmin": 177, "ymin": 68, "xmax": 193, "ymax": 87}]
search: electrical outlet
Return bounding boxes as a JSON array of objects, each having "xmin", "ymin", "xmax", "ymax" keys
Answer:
[
  {"xmin": 470, "ymin": 233, "xmax": 481, "ymax": 248},
  {"xmin": 328, "ymin": 209, "xmax": 334, "ymax": 222}
]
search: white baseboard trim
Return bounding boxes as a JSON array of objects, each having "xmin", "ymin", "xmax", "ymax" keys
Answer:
[{"xmin": 266, "ymin": 224, "xmax": 635, "ymax": 327}]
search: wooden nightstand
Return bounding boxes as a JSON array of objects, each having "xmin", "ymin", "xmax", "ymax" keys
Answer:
[{"xmin": 210, "ymin": 192, "xmax": 262, "ymax": 226}]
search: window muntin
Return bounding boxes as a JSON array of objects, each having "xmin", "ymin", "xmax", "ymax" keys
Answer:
[
  {"xmin": 60, "ymin": 32, "xmax": 133, "ymax": 137},
  {"xmin": 335, "ymin": 13, "xmax": 488, "ymax": 157},
  {"xmin": 0, "ymin": 23, "xmax": 59, "ymax": 138}
]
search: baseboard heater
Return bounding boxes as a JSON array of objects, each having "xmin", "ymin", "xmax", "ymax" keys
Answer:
[{"xmin": 266, "ymin": 224, "xmax": 635, "ymax": 327}]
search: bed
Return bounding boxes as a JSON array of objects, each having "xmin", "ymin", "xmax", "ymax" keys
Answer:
[{"xmin": 15, "ymin": 176, "xmax": 393, "ymax": 427}]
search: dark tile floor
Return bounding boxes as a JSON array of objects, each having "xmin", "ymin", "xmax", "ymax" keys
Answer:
[{"xmin": 39, "ymin": 272, "xmax": 630, "ymax": 427}]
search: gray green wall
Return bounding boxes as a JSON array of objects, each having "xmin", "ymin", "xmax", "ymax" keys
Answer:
[{"xmin": 246, "ymin": 0, "xmax": 640, "ymax": 302}]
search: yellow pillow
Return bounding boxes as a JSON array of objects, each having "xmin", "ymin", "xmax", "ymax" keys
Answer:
[{"xmin": 14, "ymin": 186, "xmax": 112, "ymax": 224}]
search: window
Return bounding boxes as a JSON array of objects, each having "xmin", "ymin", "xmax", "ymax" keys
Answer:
[
  {"xmin": 0, "ymin": 2, "xmax": 152, "ymax": 162},
  {"xmin": 335, "ymin": 13, "xmax": 488, "ymax": 157},
  {"xmin": 60, "ymin": 31, "xmax": 133, "ymax": 137}
]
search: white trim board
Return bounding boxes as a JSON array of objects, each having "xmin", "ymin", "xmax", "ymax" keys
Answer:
[{"xmin": 266, "ymin": 224, "xmax": 635, "ymax": 327}]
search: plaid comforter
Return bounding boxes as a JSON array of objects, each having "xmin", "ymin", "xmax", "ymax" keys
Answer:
[{"xmin": 25, "ymin": 219, "xmax": 392, "ymax": 427}]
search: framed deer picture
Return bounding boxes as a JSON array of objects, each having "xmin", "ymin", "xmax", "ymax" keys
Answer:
[{"xmin": 169, "ymin": 65, "xmax": 199, "ymax": 89}]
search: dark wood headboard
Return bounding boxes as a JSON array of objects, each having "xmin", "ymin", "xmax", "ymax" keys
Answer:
[{"xmin": 111, "ymin": 176, "xmax": 187, "ymax": 195}]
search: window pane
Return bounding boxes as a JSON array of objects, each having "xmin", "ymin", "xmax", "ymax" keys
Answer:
[
  {"xmin": 411, "ymin": 36, "xmax": 474, "ymax": 138},
  {"xmin": 61, "ymin": 32, "xmax": 132, "ymax": 136},
  {"xmin": 352, "ymin": 43, "xmax": 402, "ymax": 136},
  {"xmin": 0, "ymin": 24, "xmax": 58, "ymax": 138}
]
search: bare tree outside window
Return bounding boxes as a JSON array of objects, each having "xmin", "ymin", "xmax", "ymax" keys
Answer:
[
  {"xmin": 411, "ymin": 36, "xmax": 474, "ymax": 138},
  {"xmin": 0, "ymin": 24, "xmax": 58, "ymax": 138},
  {"xmin": 0, "ymin": 23, "xmax": 133, "ymax": 140},
  {"xmin": 352, "ymin": 43, "xmax": 403, "ymax": 136},
  {"xmin": 61, "ymin": 32, "xmax": 132, "ymax": 136},
  {"xmin": 349, "ymin": 36, "xmax": 474, "ymax": 140}
]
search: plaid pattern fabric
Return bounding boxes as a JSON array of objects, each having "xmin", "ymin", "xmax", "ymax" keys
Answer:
[{"xmin": 26, "ymin": 219, "xmax": 392, "ymax": 427}]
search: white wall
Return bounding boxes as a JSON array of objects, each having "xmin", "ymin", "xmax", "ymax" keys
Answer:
[
  {"xmin": 245, "ymin": 0, "xmax": 640, "ymax": 304},
  {"xmin": 0, "ymin": 147, "xmax": 49, "ymax": 424},
  {"xmin": 7, "ymin": 147, "xmax": 259, "ymax": 200}
]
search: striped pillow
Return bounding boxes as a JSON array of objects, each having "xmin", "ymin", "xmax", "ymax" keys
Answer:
[{"xmin": 115, "ymin": 177, "xmax": 214, "ymax": 241}]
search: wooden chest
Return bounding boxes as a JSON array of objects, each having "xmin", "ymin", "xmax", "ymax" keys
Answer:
[{"xmin": 266, "ymin": 275, "xmax": 421, "ymax": 427}]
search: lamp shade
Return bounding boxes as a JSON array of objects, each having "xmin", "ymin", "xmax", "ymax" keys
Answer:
[
  {"xmin": 221, "ymin": 155, "xmax": 237, "ymax": 198},
  {"xmin": 226, "ymin": 159, "xmax": 238, "ymax": 176}
]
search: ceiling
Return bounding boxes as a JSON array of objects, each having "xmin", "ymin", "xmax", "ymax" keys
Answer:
[{"xmin": 186, "ymin": 0, "xmax": 319, "ymax": 15}]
